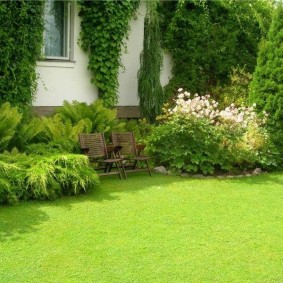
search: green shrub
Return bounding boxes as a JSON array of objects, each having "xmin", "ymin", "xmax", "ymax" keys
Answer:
[
  {"xmin": 147, "ymin": 89, "xmax": 277, "ymax": 174},
  {"xmin": 0, "ymin": 151, "xmax": 99, "ymax": 205},
  {"xmin": 210, "ymin": 67, "xmax": 252, "ymax": 108}
]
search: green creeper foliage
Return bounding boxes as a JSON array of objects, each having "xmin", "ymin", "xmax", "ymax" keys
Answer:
[
  {"xmin": 0, "ymin": 0, "xmax": 45, "ymax": 106},
  {"xmin": 78, "ymin": 0, "xmax": 140, "ymax": 107},
  {"xmin": 138, "ymin": 0, "xmax": 164, "ymax": 123},
  {"xmin": 249, "ymin": 3, "xmax": 283, "ymax": 159},
  {"xmin": 158, "ymin": 0, "xmax": 274, "ymax": 98}
]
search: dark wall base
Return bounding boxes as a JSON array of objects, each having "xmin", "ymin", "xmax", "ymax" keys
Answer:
[{"xmin": 32, "ymin": 106, "xmax": 141, "ymax": 119}]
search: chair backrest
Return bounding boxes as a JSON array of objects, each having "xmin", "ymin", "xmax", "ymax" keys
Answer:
[
  {"xmin": 111, "ymin": 132, "xmax": 137, "ymax": 157},
  {"xmin": 79, "ymin": 133, "xmax": 108, "ymax": 158}
]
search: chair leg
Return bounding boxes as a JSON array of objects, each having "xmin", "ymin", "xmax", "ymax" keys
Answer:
[
  {"xmin": 104, "ymin": 163, "xmax": 110, "ymax": 173},
  {"xmin": 114, "ymin": 161, "xmax": 122, "ymax": 179},
  {"xmin": 132, "ymin": 160, "xmax": 137, "ymax": 170},
  {"xmin": 145, "ymin": 160, "xmax": 152, "ymax": 176},
  {"xmin": 120, "ymin": 161, "xmax": 127, "ymax": 179}
]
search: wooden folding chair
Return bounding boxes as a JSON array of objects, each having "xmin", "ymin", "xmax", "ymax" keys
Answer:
[
  {"xmin": 111, "ymin": 132, "xmax": 152, "ymax": 176},
  {"xmin": 79, "ymin": 133, "xmax": 127, "ymax": 179}
]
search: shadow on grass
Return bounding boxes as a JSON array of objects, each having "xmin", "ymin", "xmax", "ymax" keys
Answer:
[
  {"xmin": 1, "ymin": 172, "xmax": 281, "ymax": 242},
  {"xmin": 45, "ymin": 173, "xmax": 186, "ymax": 208},
  {"xmin": 0, "ymin": 204, "xmax": 49, "ymax": 243}
]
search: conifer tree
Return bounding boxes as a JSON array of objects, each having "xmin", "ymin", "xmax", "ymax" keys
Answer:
[
  {"xmin": 249, "ymin": 2, "xmax": 283, "ymax": 158},
  {"xmin": 138, "ymin": 0, "xmax": 163, "ymax": 123}
]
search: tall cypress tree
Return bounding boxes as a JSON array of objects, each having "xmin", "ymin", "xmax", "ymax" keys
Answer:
[
  {"xmin": 138, "ymin": 0, "xmax": 163, "ymax": 123},
  {"xmin": 249, "ymin": 3, "xmax": 283, "ymax": 158}
]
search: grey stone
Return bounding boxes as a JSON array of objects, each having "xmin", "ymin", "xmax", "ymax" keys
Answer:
[
  {"xmin": 252, "ymin": 168, "xmax": 262, "ymax": 175},
  {"xmin": 193, "ymin": 174, "xmax": 206, "ymax": 179},
  {"xmin": 154, "ymin": 166, "xmax": 167, "ymax": 174},
  {"xmin": 180, "ymin": 173, "xmax": 189, "ymax": 177}
]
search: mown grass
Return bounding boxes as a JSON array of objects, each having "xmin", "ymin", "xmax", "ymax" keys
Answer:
[{"xmin": 1, "ymin": 173, "xmax": 283, "ymax": 282}]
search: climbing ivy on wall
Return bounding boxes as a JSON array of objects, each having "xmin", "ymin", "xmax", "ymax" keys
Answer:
[
  {"xmin": 158, "ymin": 0, "xmax": 274, "ymax": 98},
  {"xmin": 0, "ymin": 0, "xmax": 45, "ymax": 106},
  {"xmin": 138, "ymin": 0, "xmax": 164, "ymax": 123},
  {"xmin": 78, "ymin": 0, "xmax": 140, "ymax": 108}
]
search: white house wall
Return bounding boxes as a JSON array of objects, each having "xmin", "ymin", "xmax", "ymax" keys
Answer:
[{"xmin": 34, "ymin": 1, "xmax": 172, "ymax": 107}]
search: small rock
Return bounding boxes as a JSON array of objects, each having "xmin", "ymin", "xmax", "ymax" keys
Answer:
[
  {"xmin": 236, "ymin": 175, "xmax": 245, "ymax": 178},
  {"xmin": 245, "ymin": 173, "xmax": 252, "ymax": 177},
  {"xmin": 193, "ymin": 174, "xmax": 206, "ymax": 179},
  {"xmin": 167, "ymin": 170, "xmax": 173, "ymax": 176},
  {"xmin": 226, "ymin": 175, "xmax": 235, "ymax": 178},
  {"xmin": 180, "ymin": 173, "xmax": 189, "ymax": 177},
  {"xmin": 252, "ymin": 168, "xmax": 262, "ymax": 175},
  {"xmin": 154, "ymin": 166, "xmax": 167, "ymax": 174},
  {"xmin": 217, "ymin": 176, "xmax": 225, "ymax": 179}
]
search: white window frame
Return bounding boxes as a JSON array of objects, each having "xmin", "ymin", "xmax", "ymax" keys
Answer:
[{"xmin": 43, "ymin": 1, "xmax": 74, "ymax": 61}]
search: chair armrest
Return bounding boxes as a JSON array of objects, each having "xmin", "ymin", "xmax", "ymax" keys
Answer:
[
  {"xmin": 113, "ymin": 145, "xmax": 123, "ymax": 154},
  {"xmin": 80, "ymin": 147, "xmax": 89, "ymax": 154},
  {"xmin": 136, "ymin": 144, "xmax": 146, "ymax": 151},
  {"xmin": 106, "ymin": 145, "xmax": 123, "ymax": 157},
  {"xmin": 136, "ymin": 144, "xmax": 146, "ymax": 156}
]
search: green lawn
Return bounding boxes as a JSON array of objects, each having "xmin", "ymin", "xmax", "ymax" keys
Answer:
[{"xmin": 1, "ymin": 173, "xmax": 283, "ymax": 282}]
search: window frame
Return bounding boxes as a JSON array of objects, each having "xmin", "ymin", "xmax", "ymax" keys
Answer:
[{"xmin": 43, "ymin": 1, "xmax": 74, "ymax": 61}]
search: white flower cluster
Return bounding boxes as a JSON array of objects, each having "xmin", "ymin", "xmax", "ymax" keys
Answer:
[
  {"xmin": 168, "ymin": 88, "xmax": 265, "ymax": 127},
  {"xmin": 170, "ymin": 88, "xmax": 219, "ymax": 122}
]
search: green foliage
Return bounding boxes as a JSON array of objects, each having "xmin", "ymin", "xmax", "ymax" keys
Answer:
[
  {"xmin": 159, "ymin": 0, "xmax": 274, "ymax": 98},
  {"xmin": 78, "ymin": 0, "xmax": 140, "ymax": 107},
  {"xmin": 40, "ymin": 114, "xmax": 91, "ymax": 153},
  {"xmin": 249, "ymin": 3, "xmax": 283, "ymax": 160},
  {"xmin": 0, "ymin": 151, "xmax": 99, "ymax": 205},
  {"xmin": 0, "ymin": 103, "xmax": 22, "ymax": 151},
  {"xmin": 56, "ymin": 100, "xmax": 117, "ymax": 138},
  {"xmin": 138, "ymin": 0, "xmax": 164, "ymax": 123},
  {"xmin": 116, "ymin": 118, "xmax": 153, "ymax": 144},
  {"xmin": 0, "ymin": 0, "xmax": 45, "ymax": 106},
  {"xmin": 210, "ymin": 67, "xmax": 252, "ymax": 108}
]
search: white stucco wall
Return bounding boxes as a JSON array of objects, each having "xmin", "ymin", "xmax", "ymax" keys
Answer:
[{"xmin": 34, "ymin": 1, "xmax": 172, "ymax": 107}]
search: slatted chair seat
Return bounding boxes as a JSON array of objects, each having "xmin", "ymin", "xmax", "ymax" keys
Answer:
[
  {"xmin": 111, "ymin": 132, "xmax": 152, "ymax": 176},
  {"xmin": 79, "ymin": 133, "xmax": 127, "ymax": 179}
]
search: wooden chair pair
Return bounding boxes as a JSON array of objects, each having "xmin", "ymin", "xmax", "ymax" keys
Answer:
[{"xmin": 79, "ymin": 132, "xmax": 151, "ymax": 179}]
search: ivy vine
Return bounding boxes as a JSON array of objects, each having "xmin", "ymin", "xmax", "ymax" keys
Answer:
[
  {"xmin": 78, "ymin": 0, "xmax": 140, "ymax": 108},
  {"xmin": 158, "ymin": 0, "xmax": 274, "ymax": 98},
  {"xmin": 0, "ymin": 0, "xmax": 45, "ymax": 106}
]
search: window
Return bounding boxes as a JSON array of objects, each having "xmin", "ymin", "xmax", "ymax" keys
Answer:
[{"xmin": 43, "ymin": 0, "xmax": 73, "ymax": 60}]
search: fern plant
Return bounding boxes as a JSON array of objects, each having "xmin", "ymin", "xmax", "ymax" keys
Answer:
[
  {"xmin": 56, "ymin": 99, "xmax": 117, "ymax": 135},
  {"xmin": 0, "ymin": 103, "xmax": 22, "ymax": 151},
  {"xmin": 40, "ymin": 114, "xmax": 92, "ymax": 152},
  {"xmin": 11, "ymin": 117, "xmax": 44, "ymax": 151}
]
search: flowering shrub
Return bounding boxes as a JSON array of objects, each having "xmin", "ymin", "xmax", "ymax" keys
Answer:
[{"xmin": 148, "ymin": 89, "xmax": 277, "ymax": 174}]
